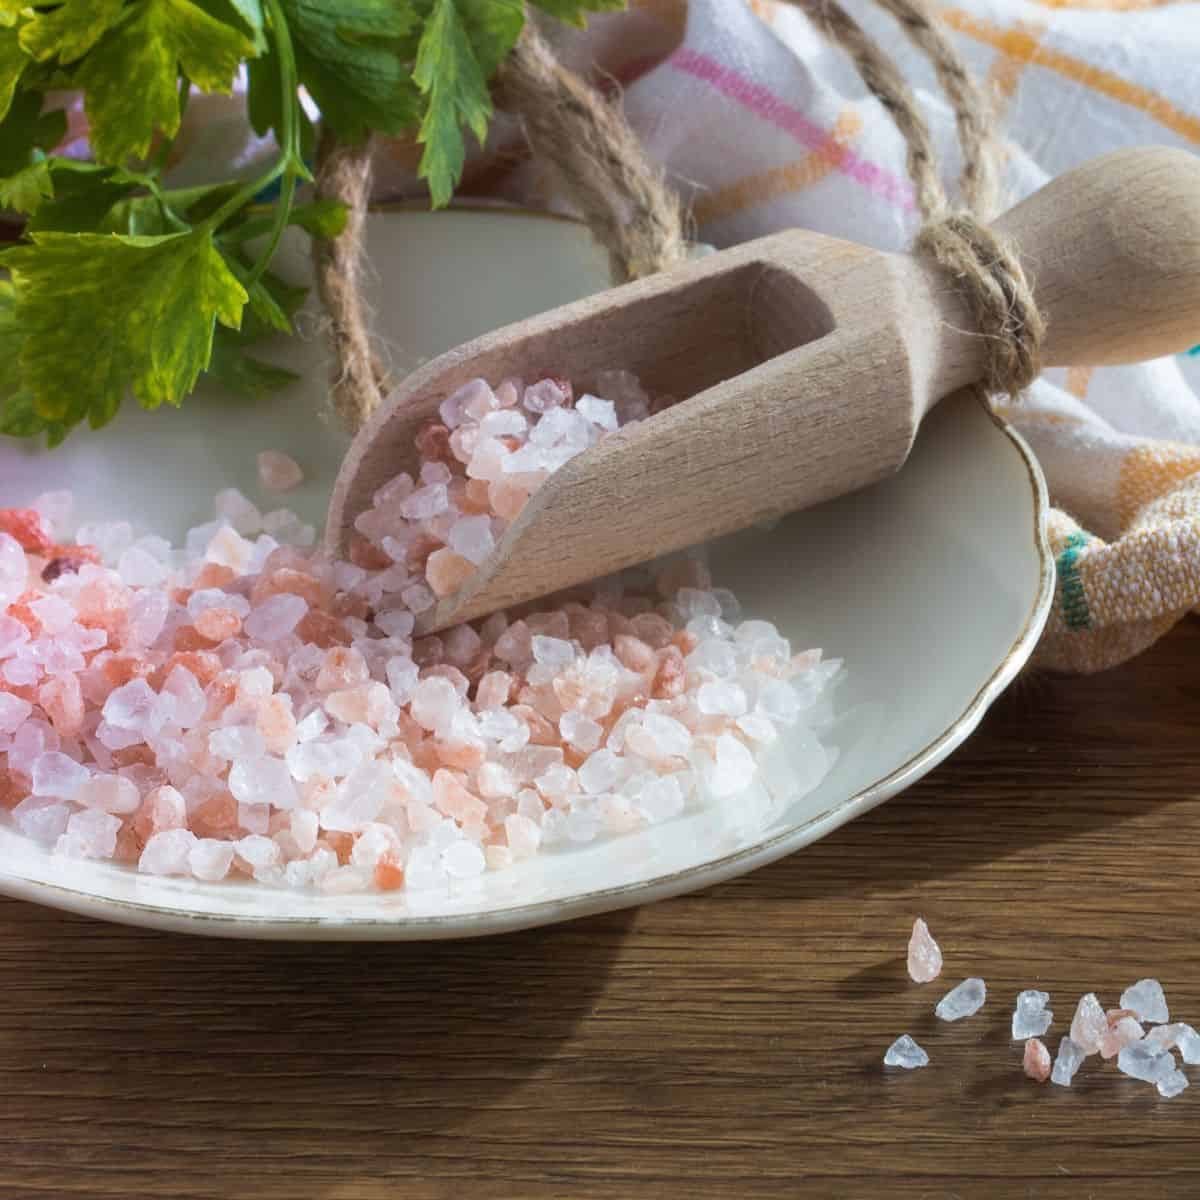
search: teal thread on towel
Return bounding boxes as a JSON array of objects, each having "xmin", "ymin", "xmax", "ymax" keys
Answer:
[{"xmin": 1057, "ymin": 531, "xmax": 1091, "ymax": 630}]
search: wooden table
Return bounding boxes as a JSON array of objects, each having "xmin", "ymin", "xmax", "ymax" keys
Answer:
[{"xmin": 4, "ymin": 621, "xmax": 1200, "ymax": 1200}]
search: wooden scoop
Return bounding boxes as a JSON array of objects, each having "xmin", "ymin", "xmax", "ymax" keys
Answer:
[{"xmin": 329, "ymin": 146, "xmax": 1200, "ymax": 633}]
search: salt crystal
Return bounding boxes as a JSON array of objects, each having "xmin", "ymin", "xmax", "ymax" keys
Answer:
[
  {"xmin": 1023, "ymin": 1038, "xmax": 1052, "ymax": 1082},
  {"xmin": 244, "ymin": 592, "xmax": 308, "ymax": 641},
  {"xmin": 0, "ymin": 693, "xmax": 32, "ymax": 735},
  {"xmin": 1158, "ymin": 1068, "xmax": 1190, "ymax": 1099},
  {"xmin": 209, "ymin": 726, "xmax": 267, "ymax": 760},
  {"xmin": 400, "ymin": 581, "xmax": 435, "ymax": 614},
  {"xmin": 1011, "ymin": 989, "xmax": 1053, "ymax": 1039},
  {"xmin": 31, "ymin": 751, "xmax": 89, "ymax": 800},
  {"xmin": 1120, "ymin": 978, "xmax": 1169, "ymax": 1024},
  {"xmin": 707, "ymin": 733, "xmax": 756, "ymax": 798},
  {"xmin": 377, "ymin": 610, "xmax": 415, "ymax": 640},
  {"xmin": 126, "ymin": 589, "xmax": 169, "ymax": 647},
  {"xmin": 447, "ymin": 515, "xmax": 496, "ymax": 565},
  {"xmin": 32, "ymin": 490, "xmax": 74, "ymax": 533},
  {"xmin": 637, "ymin": 774, "xmax": 685, "ymax": 823},
  {"xmin": 399, "ymin": 483, "xmax": 448, "ymax": 521},
  {"xmin": 189, "ymin": 838, "xmax": 235, "ymax": 882},
  {"xmin": 576, "ymin": 394, "xmax": 617, "ymax": 431},
  {"xmin": 1117, "ymin": 1041, "xmax": 1174, "ymax": 1084},
  {"xmin": 229, "ymin": 756, "xmax": 298, "ymax": 809},
  {"xmin": 906, "ymin": 918, "xmax": 942, "ymax": 983},
  {"xmin": 117, "ymin": 544, "xmax": 168, "ymax": 587},
  {"xmin": 234, "ymin": 834, "xmax": 280, "ymax": 871},
  {"xmin": 578, "ymin": 748, "xmax": 622, "ymax": 794},
  {"xmin": 560, "ymin": 710, "xmax": 603, "ymax": 753},
  {"xmin": 77, "ymin": 772, "xmax": 140, "ymax": 813},
  {"xmin": 883, "ymin": 1034, "xmax": 928, "ymax": 1069},
  {"xmin": 56, "ymin": 808, "xmax": 120, "ymax": 859},
  {"xmin": 1099, "ymin": 1016, "xmax": 1145, "ymax": 1059},
  {"xmin": 30, "ymin": 595, "xmax": 75, "ymax": 634},
  {"xmin": 0, "ymin": 532, "xmax": 26, "ymax": 607},
  {"xmin": 935, "ymin": 977, "xmax": 987, "ymax": 1022},
  {"xmin": 12, "ymin": 797, "xmax": 70, "ymax": 843},
  {"xmin": 257, "ymin": 450, "xmax": 304, "ymax": 492},
  {"xmin": 161, "ymin": 666, "xmax": 206, "ymax": 728},
  {"xmin": 138, "ymin": 830, "xmax": 196, "ymax": 878},
  {"xmin": 696, "ymin": 680, "xmax": 748, "ymax": 717},
  {"xmin": 1050, "ymin": 1036, "xmax": 1085, "ymax": 1086},
  {"xmin": 1069, "ymin": 993, "xmax": 1109, "ymax": 1054},
  {"xmin": 205, "ymin": 525, "xmax": 254, "ymax": 572},
  {"xmin": 410, "ymin": 676, "xmax": 460, "ymax": 735},
  {"xmin": 102, "ymin": 678, "xmax": 162, "ymax": 733},
  {"xmin": 1144, "ymin": 1022, "xmax": 1200, "ymax": 1064},
  {"xmin": 440, "ymin": 379, "xmax": 494, "ymax": 427}
]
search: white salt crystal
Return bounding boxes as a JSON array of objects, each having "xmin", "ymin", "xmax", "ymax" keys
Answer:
[
  {"xmin": 209, "ymin": 726, "xmax": 267, "ymax": 760},
  {"xmin": 1051, "ymin": 1037, "xmax": 1085, "ymax": 1086},
  {"xmin": 234, "ymin": 834, "xmax": 280, "ymax": 870},
  {"xmin": 504, "ymin": 813, "xmax": 541, "ymax": 859},
  {"xmin": 559, "ymin": 710, "xmax": 602, "ymax": 753},
  {"xmin": 523, "ymin": 379, "xmax": 566, "ymax": 413},
  {"xmin": 0, "ymin": 692, "xmax": 32, "ymax": 735},
  {"xmin": 447, "ymin": 515, "xmax": 495, "ymax": 565},
  {"xmin": 236, "ymin": 666, "xmax": 274, "ymax": 700},
  {"xmin": 77, "ymin": 772, "xmax": 140, "ymax": 814},
  {"xmin": 257, "ymin": 449, "xmax": 304, "ymax": 492},
  {"xmin": 229, "ymin": 756, "xmax": 298, "ymax": 808},
  {"xmin": 707, "ymin": 733, "xmax": 756, "ymax": 798},
  {"xmin": 1158, "ymin": 1069, "xmax": 1190, "ymax": 1099},
  {"xmin": 576, "ymin": 394, "xmax": 617, "ymax": 431},
  {"xmin": 384, "ymin": 656, "xmax": 420, "ymax": 705},
  {"xmin": 161, "ymin": 666, "xmax": 206, "ymax": 728},
  {"xmin": 377, "ymin": 610, "xmax": 415, "ymax": 640},
  {"xmin": 56, "ymin": 809, "xmax": 121, "ymax": 859},
  {"xmin": 0, "ymin": 533, "xmax": 26, "ymax": 608},
  {"xmin": 399, "ymin": 483, "xmax": 448, "ymax": 521},
  {"xmin": 3, "ymin": 656, "xmax": 40, "ymax": 687},
  {"xmin": 0, "ymin": 613, "xmax": 31, "ymax": 659},
  {"xmin": 578, "ymin": 748, "xmax": 622, "ymax": 794},
  {"xmin": 1012, "ymin": 990, "xmax": 1053, "ymax": 1039},
  {"xmin": 77, "ymin": 520, "xmax": 133, "ymax": 563},
  {"xmin": 440, "ymin": 379, "xmax": 494, "ymax": 427},
  {"xmin": 238, "ymin": 802, "xmax": 270, "ymax": 835},
  {"xmin": 1145, "ymin": 1022, "xmax": 1200, "ymax": 1064},
  {"xmin": 290, "ymin": 809, "xmax": 319, "ymax": 854},
  {"xmin": 410, "ymin": 676, "xmax": 460, "ymax": 735},
  {"xmin": 125, "ymin": 589, "xmax": 169, "ymax": 647},
  {"xmin": 31, "ymin": 751, "xmax": 88, "ymax": 800},
  {"xmin": 883, "ymin": 1034, "xmax": 928, "ymax": 1069},
  {"xmin": 102, "ymin": 678, "xmax": 162, "ymax": 733},
  {"xmin": 935, "ymin": 977, "xmax": 987, "ymax": 1021},
  {"xmin": 215, "ymin": 488, "xmax": 262, "ymax": 535},
  {"xmin": 12, "ymin": 797, "xmax": 70, "ymax": 843},
  {"xmin": 205, "ymin": 525, "xmax": 254, "ymax": 571},
  {"xmin": 478, "ymin": 409, "xmax": 526, "ymax": 438},
  {"xmin": 117, "ymin": 544, "xmax": 168, "ymax": 587},
  {"xmin": 531, "ymin": 636, "xmax": 575, "ymax": 667},
  {"xmin": 637, "ymin": 774, "xmax": 685, "ymax": 823},
  {"xmin": 697, "ymin": 680, "xmax": 748, "ymax": 717},
  {"xmin": 400, "ymin": 581, "xmax": 435, "ymax": 614},
  {"xmin": 1117, "ymin": 1042, "xmax": 1174, "ymax": 1084},
  {"xmin": 1120, "ymin": 978, "xmax": 1169, "ymax": 1024},
  {"xmin": 405, "ymin": 845, "xmax": 447, "ymax": 890},
  {"xmin": 30, "ymin": 595, "xmax": 74, "ymax": 635},
  {"xmin": 244, "ymin": 593, "xmax": 307, "ymax": 641},
  {"xmin": 189, "ymin": 838, "xmax": 235, "ymax": 882},
  {"xmin": 139, "ymin": 828, "xmax": 198, "ymax": 875}
]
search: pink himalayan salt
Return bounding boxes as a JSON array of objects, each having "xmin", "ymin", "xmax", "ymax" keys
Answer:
[
  {"xmin": 425, "ymin": 548, "xmax": 476, "ymax": 598},
  {"xmin": 257, "ymin": 450, "xmax": 304, "ymax": 492},
  {"xmin": 1023, "ymin": 1038, "xmax": 1052, "ymax": 1082},
  {"xmin": 907, "ymin": 917, "xmax": 943, "ymax": 983},
  {"xmin": 193, "ymin": 607, "xmax": 242, "ymax": 641},
  {"xmin": 38, "ymin": 674, "xmax": 84, "ymax": 737},
  {"xmin": 1098, "ymin": 1012, "xmax": 1145, "ymax": 1059},
  {"xmin": 1070, "ymin": 993, "xmax": 1109, "ymax": 1055}
]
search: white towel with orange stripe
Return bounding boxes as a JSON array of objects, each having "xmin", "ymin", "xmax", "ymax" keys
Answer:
[{"xmin": 176, "ymin": 0, "xmax": 1200, "ymax": 671}]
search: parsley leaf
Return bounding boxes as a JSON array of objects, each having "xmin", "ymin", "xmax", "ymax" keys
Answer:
[
  {"xmin": 414, "ymin": 0, "xmax": 496, "ymax": 207},
  {"xmin": 455, "ymin": 0, "xmax": 523, "ymax": 76},
  {"xmin": 1, "ymin": 230, "xmax": 248, "ymax": 430},
  {"xmin": 18, "ymin": 0, "xmax": 125, "ymax": 64},
  {"xmin": 530, "ymin": 0, "xmax": 626, "ymax": 27},
  {"xmin": 0, "ymin": 93, "xmax": 67, "ymax": 213},
  {"xmin": 0, "ymin": 25, "xmax": 30, "ymax": 120},
  {"xmin": 22, "ymin": 160, "xmax": 139, "ymax": 231},
  {"xmin": 205, "ymin": 333, "xmax": 299, "ymax": 398},
  {"xmin": 78, "ymin": 0, "xmax": 255, "ymax": 165},
  {"xmin": 0, "ymin": 279, "xmax": 55, "ymax": 440},
  {"xmin": 273, "ymin": 0, "xmax": 420, "ymax": 144},
  {"xmin": 0, "ymin": 160, "xmax": 53, "ymax": 213}
]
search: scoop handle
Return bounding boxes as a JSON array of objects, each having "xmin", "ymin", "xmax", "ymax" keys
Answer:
[{"xmin": 993, "ymin": 145, "xmax": 1200, "ymax": 367}]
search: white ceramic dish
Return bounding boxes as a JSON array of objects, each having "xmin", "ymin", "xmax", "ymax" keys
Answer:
[{"xmin": 0, "ymin": 209, "xmax": 1053, "ymax": 939}]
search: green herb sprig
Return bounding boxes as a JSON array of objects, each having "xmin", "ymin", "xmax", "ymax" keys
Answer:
[{"xmin": 0, "ymin": 0, "xmax": 621, "ymax": 445}]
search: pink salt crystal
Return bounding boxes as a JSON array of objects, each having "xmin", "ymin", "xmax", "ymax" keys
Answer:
[
  {"xmin": 315, "ymin": 646, "xmax": 369, "ymax": 692},
  {"xmin": 257, "ymin": 450, "xmax": 304, "ymax": 492},
  {"xmin": 1098, "ymin": 1016, "xmax": 1145, "ymax": 1060},
  {"xmin": 432, "ymin": 769, "xmax": 488, "ymax": 825},
  {"xmin": 134, "ymin": 785, "xmax": 187, "ymax": 840},
  {"xmin": 78, "ymin": 772, "xmax": 140, "ymax": 814},
  {"xmin": 257, "ymin": 695, "xmax": 298, "ymax": 754},
  {"xmin": 425, "ymin": 548, "xmax": 476, "ymax": 598},
  {"xmin": 38, "ymin": 674, "xmax": 84, "ymax": 737},
  {"xmin": 475, "ymin": 670, "xmax": 512, "ymax": 710},
  {"xmin": 1070, "ymin": 993, "xmax": 1109, "ymax": 1055},
  {"xmin": 193, "ymin": 607, "xmax": 242, "ymax": 642},
  {"xmin": 1023, "ymin": 1038, "xmax": 1052, "ymax": 1082},
  {"xmin": 205, "ymin": 525, "xmax": 253, "ymax": 572},
  {"xmin": 907, "ymin": 918, "xmax": 943, "ymax": 983}
]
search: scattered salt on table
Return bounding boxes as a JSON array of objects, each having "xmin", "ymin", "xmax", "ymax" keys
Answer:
[
  {"xmin": 1120, "ymin": 978, "xmax": 1169, "ymax": 1025},
  {"xmin": 884, "ymin": 1035, "xmax": 928, "ymax": 1069},
  {"xmin": 907, "ymin": 917, "xmax": 942, "ymax": 983},
  {"xmin": 935, "ymin": 978, "xmax": 986, "ymax": 1022},
  {"xmin": 1012, "ymin": 989, "xmax": 1053, "ymax": 1039}
]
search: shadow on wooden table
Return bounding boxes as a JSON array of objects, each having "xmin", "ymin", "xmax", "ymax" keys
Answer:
[{"xmin": 0, "ymin": 900, "xmax": 634, "ymax": 1150}]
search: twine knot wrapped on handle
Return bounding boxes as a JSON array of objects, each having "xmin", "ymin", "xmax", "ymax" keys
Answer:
[{"xmin": 312, "ymin": 0, "xmax": 1044, "ymax": 433}]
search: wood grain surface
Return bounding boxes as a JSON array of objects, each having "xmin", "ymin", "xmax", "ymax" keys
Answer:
[{"xmin": 5, "ymin": 619, "xmax": 1200, "ymax": 1199}]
